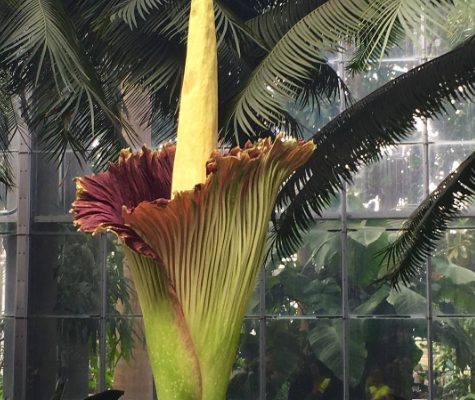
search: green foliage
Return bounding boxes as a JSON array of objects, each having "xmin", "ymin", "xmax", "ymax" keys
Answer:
[
  {"xmin": 53, "ymin": 229, "xmax": 134, "ymax": 390},
  {"xmin": 271, "ymin": 35, "xmax": 475, "ymax": 263},
  {"xmin": 308, "ymin": 320, "xmax": 367, "ymax": 386},
  {"xmin": 229, "ymin": 218, "xmax": 436, "ymax": 399}
]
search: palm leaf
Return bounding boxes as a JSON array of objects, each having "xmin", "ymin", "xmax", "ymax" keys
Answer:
[
  {"xmin": 378, "ymin": 150, "xmax": 475, "ymax": 288},
  {"xmin": 271, "ymin": 35, "xmax": 475, "ymax": 261},
  {"xmin": 225, "ymin": 0, "xmax": 454, "ymax": 140},
  {"xmin": 347, "ymin": 0, "xmax": 453, "ymax": 71},
  {"xmin": 214, "ymin": 0, "xmax": 268, "ymax": 54},
  {"xmin": 246, "ymin": 0, "xmax": 330, "ymax": 47},
  {"xmin": 0, "ymin": 71, "xmax": 17, "ymax": 188},
  {"xmin": 1, "ymin": 0, "xmax": 134, "ymax": 164},
  {"xmin": 445, "ymin": 0, "xmax": 475, "ymax": 47},
  {"xmin": 111, "ymin": 0, "xmax": 165, "ymax": 28}
]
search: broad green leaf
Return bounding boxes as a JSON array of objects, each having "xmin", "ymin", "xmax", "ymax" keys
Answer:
[
  {"xmin": 350, "ymin": 230, "xmax": 385, "ymax": 247},
  {"xmin": 353, "ymin": 287, "xmax": 390, "ymax": 315},
  {"xmin": 433, "ymin": 277, "xmax": 475, "ymax": 314},
  {"xmin": 387, "ymin": 286, "xmax": 426, "ymax": 315},
  {"xmin": 308, "ymin": 319, "xmax": 367, "ymax": 387},
  {"xmin": 432, "ymin": 254, "xmax": 475, "ymax": 285}
]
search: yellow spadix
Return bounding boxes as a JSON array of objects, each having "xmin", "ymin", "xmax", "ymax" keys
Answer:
[{"xmin": 171, "ymin": 0, "xmax": 218, "ymax": 195}]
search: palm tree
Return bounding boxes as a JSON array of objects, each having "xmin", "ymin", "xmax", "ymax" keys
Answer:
[{"xmin": 1, "ymin": 0, "xmax": 474, "ymax": 299}]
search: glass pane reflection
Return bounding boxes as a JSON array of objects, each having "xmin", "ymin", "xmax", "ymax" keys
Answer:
[{"xmin": 348, "ymin": 145, "xmax": 424, "ymax": 216}]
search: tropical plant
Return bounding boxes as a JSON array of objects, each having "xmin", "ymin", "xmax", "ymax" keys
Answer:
[
  {"xmin": 229, "ymin": 218, "xmax": 475, "ymax": 400},
  {"xmin": 2, "ymin": 0, "xmax": 475, "ymax": 399},
  {"xmin": 72, "ymin": 1, "xmax": 315, "ymax": 399},
  {"xmin": 227, "ymin": 219, "xmax": 427, "ymax": 399}
]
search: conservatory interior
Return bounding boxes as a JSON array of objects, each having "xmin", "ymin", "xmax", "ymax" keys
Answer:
[{"xmin": 1, "ymin": 1, "xmax": 475, "ymax": 400}]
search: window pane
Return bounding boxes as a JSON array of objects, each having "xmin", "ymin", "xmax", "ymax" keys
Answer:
[
  {"xmin": 227, "ymin": 319, "xmax": 260, "ymax": 400},
  {"xmin": 429, "ymin": 143, "xmax": 475, "ymax": 214},
  {"xmin": 1, "ymin": 234, "xmax": 16, "ymax": 316},
  {"xmin": 348, "ymin": 222, "xmax": 426, "ymax": 316},
  {"xmin": 433, "ymin": 317, "xmax": 475, "ymax": 400},
  {"xmin": 430, "ymin": 102, "xmax": 475, "ymax": 142},
  {"xmin": 348, "ymin": 144, "xmax": 425, "ymax": 218},
  {"xmin": 432, "ymin": 228, "xmax": 475, "ymax": 316},
  {"xmin": 33, "ymin": 152, "xmax": 92, "ymax": 218},
  {"xmin": 26, "ymin": 317, "xmax": 100, "ymax": 400},
  {"xmin": 29, "ymin": 231, "xmax": 102, "ymax": 316},
  {"xmin": 350, "ymin": 318, "xmax": 427, "ymax": 400},
  {"xmin": 267, "ymin": 319, "xmax": 344, "ymax": 400},
  {"xmin": 287, "ymin": 62, "xmax": 341, "ymax": 139},
  {"xmin": 266, "ymin": 222, "xmax": 342, "ymax": 316}
]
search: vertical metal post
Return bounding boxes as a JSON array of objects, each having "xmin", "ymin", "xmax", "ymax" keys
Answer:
[
  {"xmin": 419, "ymin": 30, "xmax": 434, "ymax": 399},
  {"xmin": 100, "ymin": 233, "xmax": 108, "ymax": 392},
  {"xmin": 12, "ymin": 124, "xmax": 31, "ymax": 400},
  {"xmin": 338, "ymin": 54, "xmax": 350, "ymax": 400},
  {"xmin": 422, "ymin": 118, "xmax": 434, "ymax": 399},
  {"xmin": 259, "ymin": 266, "xmax": 266, "ymax": 400}
]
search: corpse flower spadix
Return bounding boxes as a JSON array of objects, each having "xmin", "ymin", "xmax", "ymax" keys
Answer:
[{"xmin": 72, "ymin": 0, "xmax": 315, "ymax": 399}]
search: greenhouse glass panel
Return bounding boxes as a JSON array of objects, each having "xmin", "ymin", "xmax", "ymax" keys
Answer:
[
  {"xmin": 266, "ymin": 222, "xmax": 342, "ymax": 317},
  {"xmin": 32, "ymin": 152, "xmax": 92, "ymax": 219},
  {"xmin": 347, "ymin": 224, "xmax": 427, "ymax": 317},
  {"xmin": 347, "ymin": 144, "xmax": 425, "ymax": 217},
  {"xmin": 429, "ymin": 143, "xmax": 475, "ymax": 215},
  {"xmin": 431, "ymin": 228, "xmax": 475, "ymax": 316},
  {"xmin": 287, "ymin": 62, "xmax": 341, "ymax": 140},
  {"xmin": 266, "ymin": 319, "xmax": 344, "ymax": 400},
  {"xmin": 1, "ymin": 234, "xmax": 16, "ymax": 317},
  {"xmin": 28, "ymin": 232, "xmax": 102, "ymax": 317},
  {"xmin": 227, "ymin": 319, "xmax": 260, "ymax": 400},
  {"xmin": 349, "ymin": 318, "xmax": 428, "ymax": 400},
  {"xmin": 345, "ymin": 61, "xmax": 419, "ymax": 101},
  {"xmin": 429, "ymin": 102, "xmax": 475, "ymax": 142},
  {"xmin": 106, "ymin": 234, "xmax": 139, "ymax": 317},
  {"xmin": 25, "ymin": 317, "xmax": 100, "ymax": 400},
  {"xmin": 432, "ymin": 317, "xmax": 475, "ymax": 400}
]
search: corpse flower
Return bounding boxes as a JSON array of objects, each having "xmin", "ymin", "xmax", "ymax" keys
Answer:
[{"xmin": 72, "ymin": 0, "xmax": 315, "ymax": 399}]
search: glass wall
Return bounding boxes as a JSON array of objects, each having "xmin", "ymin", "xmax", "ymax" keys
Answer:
[{"xmin": 3, "ymin": 26, "xmax": 475, "ymax": 400}]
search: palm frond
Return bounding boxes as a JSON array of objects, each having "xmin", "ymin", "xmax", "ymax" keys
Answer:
[
  {"xmin": 0, "ymin": 71, "xmax": 17, "ymax": 188},
  {"xmin": 445, "ymin": 0, "xmax": 475, "ymax": 47},
  {"xmin": 225, "ymin": 0, "xmax": 456, "ymax": 140},
  {"xmin": 225, "ymin": 0, "xmax": 365, "ymax": 139},
  {"xmin": 111, "ymin": 0, "xmax": 165, "ymax": 28},
  {"xmin": 348, "ymin": 0, "xmax": 453, "ymax": 72},
  {"xmin": 378, "ymin": 150, "xmax": 475, "ymax": 288},
  {"xmin": 2, "ymin": 0, "xmax": 97, "ymax": 97},
  {"xmin": 1, "ymin": 0, "xmax": 134, "ymax": 164},
  {"xmin": 215, "ymin": 0, "xmax": 268, "ymax": 54},
  {"xmin": 271, "ymin": 34, "xmax": 475, "ymax": 261},
  {"xmin": 153, "ymin": 0, "xmax": 265, "ymax": 55},
  {"xmin": 246, "ymin": 0, "xmax": 330, "ymax": 47},
  {"xmin": 28, "ymin": 73, "xmax": 130, "ymax": 171}
]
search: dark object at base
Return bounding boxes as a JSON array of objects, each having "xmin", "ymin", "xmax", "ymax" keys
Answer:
[{"xmin": 84, "ymin": 390, "xmax": 125, "ymax": 400}]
